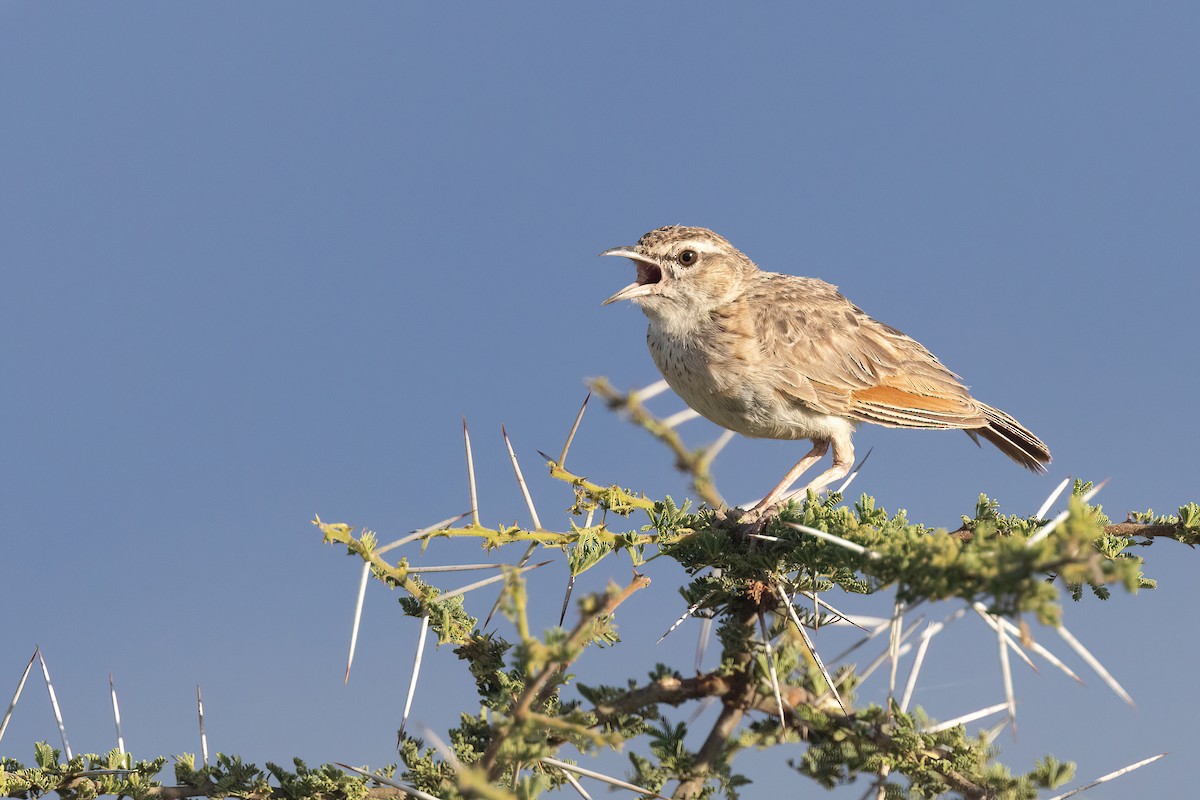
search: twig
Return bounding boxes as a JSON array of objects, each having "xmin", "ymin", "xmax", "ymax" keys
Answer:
[
  {"xmin": 345, "ymin": 512, "xmax": 474, "ymax": 682},
  {"xmin": 588, "ymin": 377, "xmax": 723, "ymax": 509},
  {"xmin": 481, "ymin": 574, "xmax": 652, "ymax": 779},
  {"xmin": 697, "ymin": 430, "xmax": 735, "ymax": 472},
  {"xmin": 408, "ymin": 563, "xmax": 522, "ymax": 574}
]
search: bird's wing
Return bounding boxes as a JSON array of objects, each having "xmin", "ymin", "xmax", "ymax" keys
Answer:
[{"xmin": 746, "ymin": 274, "xmax": 987, "ymax": 430}]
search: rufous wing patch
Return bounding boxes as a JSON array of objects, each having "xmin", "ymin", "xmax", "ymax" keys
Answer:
[{"xmin": 850, "ymin": 385, "xmax": 964, "ymax": 413}]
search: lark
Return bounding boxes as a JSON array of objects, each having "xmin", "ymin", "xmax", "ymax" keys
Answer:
[{"xmin": 601, "ymin": 225, "xmax": 1050, "ymax": 514}]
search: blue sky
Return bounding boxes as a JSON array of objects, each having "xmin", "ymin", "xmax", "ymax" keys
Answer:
[{"xmin": 3, "ymin": 4, "xmax": 1198, "ymax": 798}]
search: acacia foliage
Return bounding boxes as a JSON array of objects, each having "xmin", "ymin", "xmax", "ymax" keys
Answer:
[
  {"xmin": 4, "ymin": 471, "xmax": 1196, "ymax": 800},
  {"xmin": 5, "ymin": 377, "xmax": 1198, "ymax": 799}
]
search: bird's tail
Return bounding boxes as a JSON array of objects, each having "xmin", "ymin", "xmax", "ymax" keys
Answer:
[{"xmin": 967, "ymin": 403, "xmax": 1052, "ymax": 473}]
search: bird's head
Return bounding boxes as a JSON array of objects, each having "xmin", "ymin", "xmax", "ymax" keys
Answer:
[{"xmin": 600, "ymin": 226, "xmax": 757, "ymax": 318}]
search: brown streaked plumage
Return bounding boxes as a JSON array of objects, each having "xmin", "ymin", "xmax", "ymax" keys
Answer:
[{"xmin": 601, "ymin": 225, "xmax": 1050, "ymax": 513}]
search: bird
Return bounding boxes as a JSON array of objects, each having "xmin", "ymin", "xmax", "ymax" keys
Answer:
[{"xmin": 600, "ymin": 225, "xmax": 1050, "ymax": 515}]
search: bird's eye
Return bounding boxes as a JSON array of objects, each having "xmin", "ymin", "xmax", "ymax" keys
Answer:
[{"xmin": 677, "ymin": 250, "xmax": 698, "ymax": 266}]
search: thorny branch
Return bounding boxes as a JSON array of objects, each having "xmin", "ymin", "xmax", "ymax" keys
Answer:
[
  {"xmin": 671, "ymin": 603, "xmax": 758, "ymax": 800},
  {"xmin": 954, "ymin": 520, "xmax": 1198, "ymax": 544},
  {"xmin": 589, "ymin": 377, "xmax": 725, "ymax": 511},
  {"xmin": 479, "ymin": 573, "xmax": 652, "ymax": 780},
  {"xmin": 10, "ymin": 381, "xmax": 1197, "ymax": 800}
]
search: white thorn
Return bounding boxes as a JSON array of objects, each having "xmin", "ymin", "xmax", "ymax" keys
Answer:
[
  {"xmin": 558, "ymin": 392, "xmax": 591, "ymax": 468},
  {"xmin": 503, "ymin": 425, "xmax": 543, "ymax": 530},
  {"xmin": 630, "ymin": 379, "xmax": 670, "ymax": 401},
  {"xmin": 776, "ymin": 585, "xmax": 847, "ymax": 714},
  {"xmin": 701, "ymin": 429, "xmax": 736, "ymax": 465},
  {"xmin": 970, "ymin": 604, "xmax": 1038, "ymax": 672},
  {"xmin": 559, "ymin": 768, "xmax": 595, "ymax": 800},
  {"xmin": 337, "ymin": 763, "xmax": 441, "ymax": 800},
  {"xmin": 0, "ymin": 648, "xmax": 37, "ymax": 745},
  {"xmin": 196, "ymin": 685, "xmax": 208, "ymax": 766},
  {"xmin": 463, "ymin": 418, "xmax": 479, "ymax": 527},
  {"xmin": 986, "ymin": 612, "xmax": 1083, "ymax": 683},
  {"xmin": 788, "ymin": 523, "xmax": 880, "ymax": 558},
  {"xmin": 854, "ymin": 642, "xmax": 914, "ymax": 688},
  {"xmin": 997, "ymin": 613, "xmax": 1017, "ymax": 735},
  {"xmin": 658, "ymin": 593, "xmax": 714, "ymax": 644},
  {"xmin": 925, "ymin": 702, "xmax": 1010, "ymax": 733},
  {"xmin": 759, "ymin": 613, "xmax": 788, "ymax": 729},
  {"xmin": 541, "ymin": 756, "xmax": 665, "ymax": 799},
  {"xmin": 1056, "ymin": 623, "xmax": 1134, "ymax": 706},
  {"xmin": 398, "ymin": 616, "xmax": 430, "ymax": 741},
  {"xmin": 832, "ymin": 608, "xmax": 925, "ymax": 665},
  {"xmin": 899, "ymin": 620, "xmax": 944, "ymax": 713},
  {"xmin": 440, "ymin": 561, "xmax": 551, "ymax": 602},
  {"xmin": 887, "ymin": 601, "xmax": 906, "ymax": 702},
  {"xmin": 345, "ymin": 563, "xmax": 371, "ymax": 684},
  {"xmin": 378, "ymin": 512, "xmax": 471, "ymax": 556},
  {"xmin": 415, "ymin": 721, "xmax": 460, "ymax": 768},
  {"xmin": 38, "ymin": 650, "xmax": 71, "ymax": 759},
  {"xmin": 109, "ymin": 674, "xmax": 125, "ymax": 755},
  {"xmin": 662, "ymin": 408, "xmax": 701, "ymax": 428},
  {"xmin": 1035, "ymin": 476, "xmax": 1073, "ymax": 520},
  {"xmin": 695, "ymin": 617, "xmax": 714, "ymax": 672},
  {"xmin": 1044, "ymin": 753, "xmax": 1167, "ymax": 800},
  {"xmin": 836, "ymin": 448, "xmax": 874, "ymax": 495},
  {"xmin": 1027, "ymin": 480, "xmax": 1109, "ymax": 547}
]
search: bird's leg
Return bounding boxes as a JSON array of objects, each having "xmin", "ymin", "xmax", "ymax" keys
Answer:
[
  {"xmin": 747, "ymin": 441, "xmax": 830, "ymax": 514},
  {"xmin": 784, "ymin": 436, "xmax": 854, "ymax": 502}
]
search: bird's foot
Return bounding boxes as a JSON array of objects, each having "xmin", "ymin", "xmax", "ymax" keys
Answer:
[{"xmin": 720, "ymin": 504, "xmax": 781, "ymax": 539}]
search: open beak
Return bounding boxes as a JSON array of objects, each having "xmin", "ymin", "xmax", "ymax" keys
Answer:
[{"xmin": 600, "ymin": 247, "xmax": 666, "ymax": 306}]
